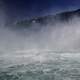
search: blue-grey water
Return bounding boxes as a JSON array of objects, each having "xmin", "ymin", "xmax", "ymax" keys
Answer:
[{"xmin": 0, "ymin": 51, "xmax": 80, "ymax": 80}]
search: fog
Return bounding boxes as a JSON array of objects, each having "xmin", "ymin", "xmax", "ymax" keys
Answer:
[{"xmin": 0, "ymin": 15, "xmax": 80, "ymax": 66}]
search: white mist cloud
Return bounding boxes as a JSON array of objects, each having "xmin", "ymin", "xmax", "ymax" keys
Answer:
[
  {"xmin": 1, "ymin": 16, "xmax": 80, "ymax": 52},
  {"xmin": 0, "ymin": 15, "xmax": 80, "ymax": 66}
]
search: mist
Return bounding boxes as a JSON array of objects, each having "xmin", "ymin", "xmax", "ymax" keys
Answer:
[{"xmin": 0, "ymin": 15, "xmax": 80, "ymax": 66}]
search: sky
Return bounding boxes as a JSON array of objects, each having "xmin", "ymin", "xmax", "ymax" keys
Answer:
[{"xmin": 1, "ymin": 0, "xmax": 80, "ymax": 23}]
